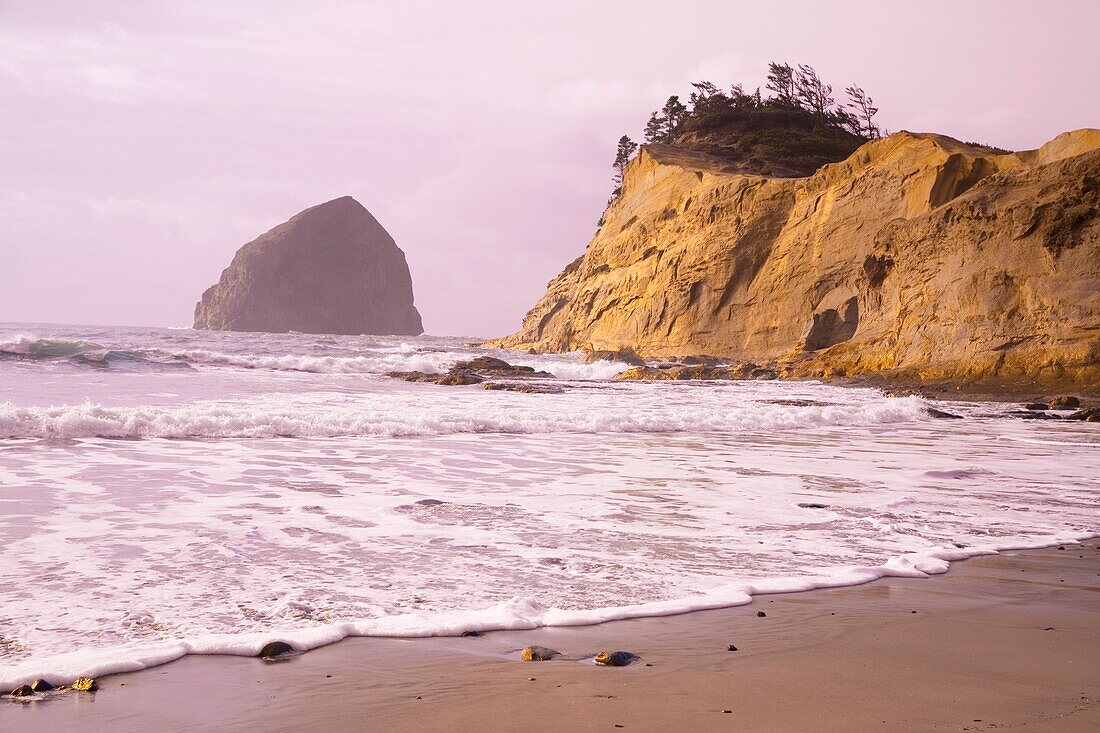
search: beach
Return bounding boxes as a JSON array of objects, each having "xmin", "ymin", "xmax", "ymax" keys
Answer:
[{"xmin": 4, "ymin": 545, "xmax": 1097, "ymax": 732}]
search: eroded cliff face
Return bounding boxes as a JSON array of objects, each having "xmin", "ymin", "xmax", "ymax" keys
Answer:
[
  {"xmin": 194, "ymin": 196, "xmax": 423, "ymax": 336},
  {"xmin": 490, "ymin": 130, "xmax": 1100, "ymax": 387}
]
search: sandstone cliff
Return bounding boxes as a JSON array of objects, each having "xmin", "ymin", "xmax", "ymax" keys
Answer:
[
  {"xmin": 490, "ymin": 129, "xmax": 1100, "ymax": 388},
  {"xmin": 194, "ymin": 196, "xmax": 423, "ymax": 335}
]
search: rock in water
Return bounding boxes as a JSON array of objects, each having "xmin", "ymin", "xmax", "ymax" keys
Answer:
[
  {"xmin": 194, "ymin": 196, "xmax": 423, "ymax": 336},
  {"xmin": 30, "ymin": 679, "xmax": 54, "ymax": 692},
  {"xmin": 520, "ymin": 645, "xmax": 560, "ymax": 661},
  {"xmin": 70, "ymin": 677, "xmax": 97, "ymax": 691},
  {"xmin": 9, "ymin": 684, "xmax": 34, "ymax": 697},
  {"xmin": 258, "ymin": 641, "xmax": 295, "ymax": 659}
]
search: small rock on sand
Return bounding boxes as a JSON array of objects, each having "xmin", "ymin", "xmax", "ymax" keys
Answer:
[
  {"xmin": 756, "ymin": 611, "xmax": 767, "ymax": 617},
  {"xmin": 71, "ymin": 677, "xmax": 97, "ymax": 691},
  {"xmin": 258, "ymin": 641, "xmax": 295, "ymax": 659},
  {"xmin": 30, "ymin": 679, "xmax": 54, "ymax": 692},
  {"xmin": 520, "ymin": 645, "xmax": 559, "ymax": 661},
  {"xmin": 594, "ymin": 651, "xmax": 638, "ymax": 667},
  {"xmin": 9, "ymin": 685, "xmax": 34, "ymax": 697}
]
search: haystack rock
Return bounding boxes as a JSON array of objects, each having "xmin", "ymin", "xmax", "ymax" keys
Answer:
[
  {"xmin": 489, "ymin": 128, "xmax": 1100, "ymax": 389},
  {"xmin": 194, "ymin": 196, "xmax": 423, "ymax": 335}
]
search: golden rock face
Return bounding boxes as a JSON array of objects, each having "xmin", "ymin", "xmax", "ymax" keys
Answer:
[{"xmin": 490, "ymin": 130, "xmax": 1100, "ymax": 388}]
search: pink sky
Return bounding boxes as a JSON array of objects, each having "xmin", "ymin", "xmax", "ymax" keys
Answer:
[{"xmin": 2, "ymin": 1, "xmax": 1097, "ymax": 337}]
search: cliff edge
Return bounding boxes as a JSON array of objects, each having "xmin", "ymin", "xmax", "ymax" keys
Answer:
[{"xmin": 489, "ymin": 129, "xmax": 1100, "ymax": 388}]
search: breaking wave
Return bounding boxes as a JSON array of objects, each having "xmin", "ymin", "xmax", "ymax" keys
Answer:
[{"xmin": 0, "ymin": 394, "xmax": 932, "ymax": 440}]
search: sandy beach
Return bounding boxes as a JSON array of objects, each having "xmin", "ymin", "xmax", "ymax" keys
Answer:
[{"xmin": 3, "ymin": 544, "xmax": 1096, "ymax": 732}]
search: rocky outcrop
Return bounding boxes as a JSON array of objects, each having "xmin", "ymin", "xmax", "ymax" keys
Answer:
[
  {"xmin": 194, "ymin": 197, "xmax": 423, "ymax": 335},
  {"xmin": 489, "ymin": 130, "xmax": 1100, "ymax": 388}
]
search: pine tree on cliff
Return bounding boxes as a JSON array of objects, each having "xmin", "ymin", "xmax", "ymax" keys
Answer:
[
  {"xmin": 660, "ymin": 96, "xmax": 687, "ymax": 141},
  {"xmin": 845, "ymin": 85, "xmax": 880, "ymax": 138},
  {"xmin": 765, "ymin": 62, "xmax": 796, "ymax": 106},
  {"xmin": 794, "ymin": 64, "xmax": 835, "ymax": 125},
  {"xmin": 643, "ymin": 112, "xmax": 664, "ymax": 144},
  {"xmin": 609, "ymin": 135, "xmax": 638, "ymax": 201}
]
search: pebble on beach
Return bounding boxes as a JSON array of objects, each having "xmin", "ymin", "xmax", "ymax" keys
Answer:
[
  {"xmin": 9, "ymin": 685, "xmax": 34, "ymax": 697},
  {"xmin": 757, "ymin": 611, "xmax": 767, "ymax": 617},
  {"xmin": 520, "ymin": 645, "xmax": 560, "ymax": 661},
  {"xmin": 258, "ymin": 641, "xmax": 295, "ymax": 659},
  {"xmin": 727, "ymin": 644, "xmax": 738, "ymax": 651},
  {"xmin": 594, "ymin": 651, "xmax": 638, "ymax": 667},
  {"xmin": 71, "ymin": 677, "xmax": 98, "ymax": 692}
]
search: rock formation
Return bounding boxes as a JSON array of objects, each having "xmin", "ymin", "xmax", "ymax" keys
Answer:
[
  {"xmin": 194, "ymin": 196, "xmax": 423, "ymax": 335},
  {"xmin": 489, "ymin": 129, "xmax": 1100, "ymax": 388}
]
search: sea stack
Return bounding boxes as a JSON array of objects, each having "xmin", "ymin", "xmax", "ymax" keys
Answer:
[{"xmin": 194, "ymin": 196, "xmax": 423, "ymax": 335}]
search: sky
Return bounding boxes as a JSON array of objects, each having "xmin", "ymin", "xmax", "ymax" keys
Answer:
[{"xmin": 1, "ymin": 1, "xmax": 1098, "ymax": 337}]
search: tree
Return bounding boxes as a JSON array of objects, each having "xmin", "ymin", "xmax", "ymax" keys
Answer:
[
  {"xmin": 765, "ymin": 62, "xmax": 796, "ymax": 106},
  {"xmin": 794, "ymin": 64, "xmax": 835, "ymax": 123},
  {"xmin": 845, "ymin": 85, "xmax": 880, "ymax": 138},
  {"xmin": 643, "ymin": 112, "xmax": 664, "ymax": 144},
  {"xmin": 611, "ymin": 135, "xmax": 638, "ymax": 195},
  {"xmin": 660, "ymin": 95, "xmax": 687, "ymax": 141},
  {"xmin": 689, "ymin": 81, "xmax": 725, "ymax": 114}
]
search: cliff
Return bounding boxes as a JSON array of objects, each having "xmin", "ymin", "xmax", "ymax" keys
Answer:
[
  {"xmin": 194, "ymin": 196, "xmax": 423, "ymax": 336},
  {"xmin": 489, "ymin": 129, "xmax": 1100, "ymax": 388}
]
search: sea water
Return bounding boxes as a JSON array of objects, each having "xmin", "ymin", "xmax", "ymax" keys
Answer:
[{"xmin": 0, "ymin": 323, "xmax": 1096, "ymax": 688}]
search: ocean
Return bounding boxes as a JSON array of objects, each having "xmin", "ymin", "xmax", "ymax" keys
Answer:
[{"xmin": 0, "ymin": 323, "xmax": 1096, "ymax": 688}]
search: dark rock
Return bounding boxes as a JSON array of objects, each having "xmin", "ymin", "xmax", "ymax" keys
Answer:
[
  {"xmin": 1048, "ymin": 395, "xmax": 1080, "ymax": 409},
  {"xmin": 29, "ymin": 679, "xmax": 54, "ymax": 692},
  {"xmin": 258, "ymin": 641, "xmax": 295, "ymax": 659},
  {"xmin": 461, "ymin": 630, "xmax": 482, "ymax": 638},
  {"xmin": 798, "ymin": 502, "xmax": 828, "ymax": 509},
  {"xmin": 594, "ymin": 651, "xmax": 638, "ymax": 667},
  {"xmin": 386, "ymin": 370, "xmax": 443, "ymax": 383},
  {"xmin": 1067, "ymin": 407, "xmax": 1100, "ymax": 422},
  {"xmin": 1024, "ymin": 402, "xmax": 1049, "ymax": 411},
  {"xmin": 194, "ymin": 197, "xmax": 423, "ymax": 335},
  {"xmin": 756, "ymin": 611, "xmax": 767, "ymax": 618},
  {"xmin": 415, "ymin": 499, "xmax": 446, "ymax": 507},
  {"xmin": 926, "ymin": 407, "xmax": 963, "ymax": 419},
  {"xmin": 726, "ymin": 644, "xmax": 738, "ymax": 652},
  {"xmin": 583, "ymin": 349, "xmax": 645, "ymax": 367},
  {"xmin": 9, "ymin": 685, "xmax": 34, "ymax": 697},
  {"xmin": 452, "ymin": 357, "xmax": 552, "ymax": 379},
  {"xmin": 520, "ymin": 645, "xmax": 559, "ymax": 661},
  {"xmin": 483, "ymin": 382, "xmax": 565, "ymax": 394},
  {"xmin": 616, "ymin": 362, "xmax": 777, "ymax": 382},
  {"xmin": 1010, "ymin": 409, "xmax": 1062, "ymax": 420},
  {"xmin": 434, "ymin": 372, "xmax": 483, "ymax": 386}
]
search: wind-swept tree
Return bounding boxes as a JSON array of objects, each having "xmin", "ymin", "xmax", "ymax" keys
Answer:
[
  {"xmin": 689, "ymin": 81, "xmax": 725, "ymax": 114},
  {"xmin": 845, "ymin": 85, "xmax": 880, "ymax": 138},
  {"xmin": 611, "ymin": 135, "xmax": 638, "ymax": 196},
  {"xmin": 794, "ymin": 64, "xmax": 835, "ymax": 124},
  {"xmin": 643, "ymin": 112, "xmax": 664, "ymax": 144},
  {"xmin": 765, "ymin": 62, "xmax": 796, "ymax": 106}
]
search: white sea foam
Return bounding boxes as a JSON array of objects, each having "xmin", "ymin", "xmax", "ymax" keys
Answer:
[
  {"xmin": 0, "ymin": 392, "xmax": 931, "ymax": 439},
  {"xmin": 0, "ymin": 323, "xmax": 1096, "ymax": 692},
  {"xmin": 0, "ymin": 531, "xmax": 1093, "ymax": 690}
]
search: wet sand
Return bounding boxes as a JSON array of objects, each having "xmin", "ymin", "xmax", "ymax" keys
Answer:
[{"xmin": 3, "ymin": 545, "xmax": 1098, "ymax": 732}]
